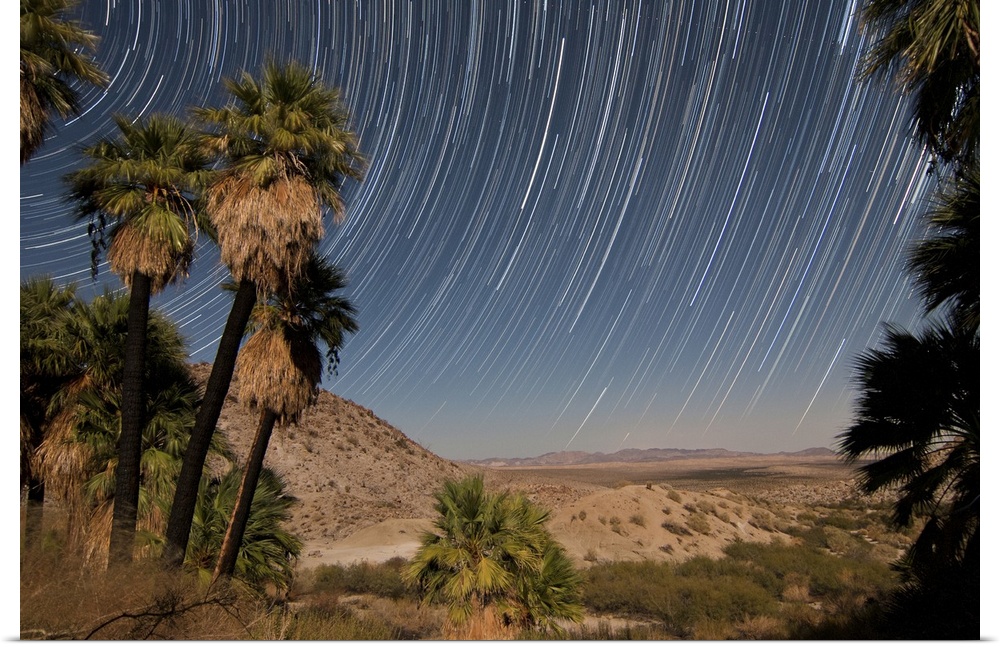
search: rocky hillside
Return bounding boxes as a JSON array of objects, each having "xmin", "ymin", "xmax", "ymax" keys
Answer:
[{"xmin": 191, "ymin": 364, "xmax": 469, "ymax": 543}]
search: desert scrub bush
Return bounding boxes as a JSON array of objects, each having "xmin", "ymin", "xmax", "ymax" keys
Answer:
[
  {"xmin": 796, "ymin": 511, "xmax": 818, "ymax": 524},
  {"xmin": 661, "ymin": 506, "xmax": 671, "ymax": 515},
  {"xmin": 581, "ymin": 561, "xmax": 675, "ymax": 616},
  {"xmin": 306, "ymin": 558, "xmax": 411, "ymax": 600},
  {"xmin": 609, "ymin": 516, "xmax": 624, "ymax": 535},
  {"xmin": 521, "ymin": 620, "xmax": 673, "ymax": 640},
  {"xmin": 821, "ymin": 527, "xmax": 873, "ymax": 559},
  {"xmin": 686, "ymin": 512, "xmax": 712, "ymax": 535},
  {"xmin": 661, "ymin": 520, "xmax": 692, "ymax": 536},
  {"xmin": 820, "ymin": 513, "xmax": 866, "ymax": 530},
  {"xmin": 598, "ymin": 515, "xmax": 607, "ymax": 525},
  {"xmin": 696, "ymin": 500, "xmax": 717, "ymax": 515},
  {"xmin": 581, "ymin": 561, "xmax": 778, "ymax": 635},
  {"xmin": 733, "ymin": 614, "xmax": 786, "ymax": 640},
  {"xmin": 722, "ymin": 540, "xmax": 896, "ymax": 599},
  {"xmin": 628, "ymin": 513, "xmax": 646, "ymax": 527},
  {"xmin": 20, "ymin": 550, "xmax": 253, "ymax": 640},
  {"xmin": 667, "ymin": 490, "xmax": 682, "ymax": 503},
  {"xmin": 577, "ymin": 510, "xmax": 587, "ymax": 521},
  {"xmin": 272, "ymin": 596, "xmax": 400, "ymax": 640},
  {"xmin": 683, "ymin": 502, "xmax": 698, "ymax": 513}
]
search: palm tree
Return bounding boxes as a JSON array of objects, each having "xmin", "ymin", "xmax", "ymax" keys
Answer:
[
  {"xmin": 403, "ymin": 475, "xmax": 583, "ymax": 639},
  {"xmin": 856, "ymin": 0, "xmax": 979, "ymax": 167},
  {"xmin": 906, "ymin": 161, "xmax": 979, "ymax": 332},
  {"xmin": 20, "ymin": 277, "xmax": 77, "ymax": 545},
  {"xmin": 837, "ymin": 319, "xmax": 978, "ymax": 594},
  {"xmin": 20, "ymin": 0, "xmax": 107, "ymax": 164},
  {"xmin": 24, "ymin": 288, "xmax": 209, "ymax": 564},
  {"xmin": 66, "ymin": 113, "xmax": 208, "ymax": 564},
  {"xmin": 164, "ymin": 59, "xmax": 365, "ymax": 567},
  {"xmin": 213, "ymin": 255, "xmax": 357, "ymax": 581},
  {"xmin": 187, "ymin": 466, "xmax": 301, "ymax": 592},
  {"xmin": 510, "ymin": 541, "xmax": 584, "ymax": 636}
]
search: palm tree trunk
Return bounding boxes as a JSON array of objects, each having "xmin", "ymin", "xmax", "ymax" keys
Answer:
[
  {"xmin": 108, "ymin": 271, "xmax": 150, "ymax": 565},
  {"xmin": 213, "ymin": 409, "xmax": 277, "ymax": 581},
  {"xmin": 163, "ymin": 280, "xmax": 257, "ymax": 567}
]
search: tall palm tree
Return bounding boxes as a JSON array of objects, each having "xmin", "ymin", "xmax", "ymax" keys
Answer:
[
  {"xmin": 857, "ymin": 0, "xmax": 979, "ymax": 167},
  {"xmin": 213, "ymin": 255, "xmax": 357, "ymax": 580},
  {"xmin": 66, "ymin": 113, "xmax": 208, "ymax": 564},
  {"xmin": 164, "ymin": 60, "xmax": 365, "ymax": 567},
  {"xmin": 837, "ymin": 319, "xmax": 978, "ymax": 588},
  {"xmin": 403, "ymin": 475, "xmax": 583, "ymax": 639},
  {"xmin": 20, "ymin": 277, "xmax": 77, "ymax": 545},
  {"xmin": 20, "ymin": 0, "xmax": 107, "ymax": 164},
  {"xmin": 906, "ymin": 161, "xmax": 979, "ymax": 332}
]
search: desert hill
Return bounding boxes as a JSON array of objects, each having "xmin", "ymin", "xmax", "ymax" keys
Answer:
[{"xmin": 192, "ymin": 364, "xmax": 469, "ymax": 544}]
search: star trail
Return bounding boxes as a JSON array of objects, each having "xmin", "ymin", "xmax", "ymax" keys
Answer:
[{"xmin": 19, "ymin": 0, "xmax": 933, "ymax": 460}]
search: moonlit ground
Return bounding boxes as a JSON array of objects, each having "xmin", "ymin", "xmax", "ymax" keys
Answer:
[{"xmin": 19, "ymin": 0, "xmax": 935, "ymax": 460}]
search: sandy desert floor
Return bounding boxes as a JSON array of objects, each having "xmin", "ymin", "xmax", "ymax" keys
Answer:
[{"xmin": 295, "ymin": 453, "xmax": 876, "ymax": 572}]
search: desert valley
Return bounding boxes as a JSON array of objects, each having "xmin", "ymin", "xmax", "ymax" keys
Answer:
[{"xmin": 206, "ymin": 364, "xmax": 886, "ymax": 570}]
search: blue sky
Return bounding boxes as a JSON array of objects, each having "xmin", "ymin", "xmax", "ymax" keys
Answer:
[{"xmin": 20, "ymin": 1, "xmax": 952, "ymax": 460}]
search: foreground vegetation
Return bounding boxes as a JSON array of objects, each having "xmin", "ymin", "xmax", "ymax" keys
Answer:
[{"xmin": 23, "ymin": 500, "xmax": 910, "ymax": 640}]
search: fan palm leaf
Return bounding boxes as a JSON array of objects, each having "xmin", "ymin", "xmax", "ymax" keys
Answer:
[
  {"xmin": 857, "ymin": 0, "xmax": 979, "ymax": 166},
  {"xmin": 186, "ymin": 467, "xmax": 301, "ymax": 591},
  {"xmin": 20, "ymin": 0, "xmax": 107, "ymax": 163},
  {"xmin": 906, "ymin": 162, "xmax": 978, "ymax": 331},
  {"xmin": 838, "ymin": 319, "xmax": 978, "ymax": 567}
]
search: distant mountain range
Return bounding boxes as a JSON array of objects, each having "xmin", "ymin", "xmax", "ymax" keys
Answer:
[{"xmin": 467, "ymin": 446, "xmax": 835, "ymax": 467}]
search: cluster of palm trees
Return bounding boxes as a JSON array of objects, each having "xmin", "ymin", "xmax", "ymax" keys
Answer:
[
  {"xmin": 838, "ymin": 0, "xmax": 978, "ymax": 638},
  {"xmin": 21, "ymin": 0, "xmax": 364, "ymax": 588}
]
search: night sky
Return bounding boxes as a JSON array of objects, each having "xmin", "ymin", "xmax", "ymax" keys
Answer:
[{"xmin": 19, "ymin": 0, "xmax": 936, "ymax": 460}]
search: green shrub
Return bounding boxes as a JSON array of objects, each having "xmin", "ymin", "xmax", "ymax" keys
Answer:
[
  {"xmin": 696, "ymin": 500, "xmax": 717, "ymax": 515},
  {"xmin": 661, "ymin": 520, "xmax": 692, "ymax": 536},
  {"xmin": 581, "ymin": 560, "xmax": 777, "ymax": 634},
  {"xmin": 277, "ymin": 598, "xmax": 399, "ymax": 640},
  {"xmin": 309, "ymin": 558, "xmax": 410, "ymax": 599},
  {"xmin": 686, "ymin": 512, "xmax": 712, "ymax": 535},
  {"xmin": 581, "ymin": 540, "xmax": 899, "ymax": 639},
  {"xmin": 822, "ymin": 513, "xmax": 864, "ymax": 530}
]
